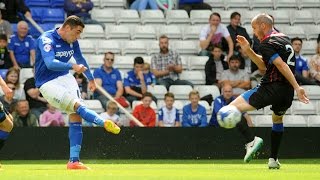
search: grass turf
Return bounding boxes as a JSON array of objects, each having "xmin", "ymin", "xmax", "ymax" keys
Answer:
[{"xmin": 1, "ymin": 159, "xmax": 320, "ymax": 179}]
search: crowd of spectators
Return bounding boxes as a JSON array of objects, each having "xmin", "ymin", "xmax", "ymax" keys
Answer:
[{"xmin": 0, "ymin": 1, "xmax": 319, "ymax": 127}]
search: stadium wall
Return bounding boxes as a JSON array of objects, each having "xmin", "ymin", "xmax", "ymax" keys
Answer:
[{"xmin": 1, "ymin": 127, "xmax": 319, "ymax": 160}]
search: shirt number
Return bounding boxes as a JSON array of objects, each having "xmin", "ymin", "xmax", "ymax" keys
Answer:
[{"xmin": 285, "ymin": 45, "xmax": 295, "ymax": 66}]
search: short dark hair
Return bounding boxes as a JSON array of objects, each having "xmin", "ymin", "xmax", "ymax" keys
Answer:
[
  {"xmin": 212, "ymin": 45, "xmax": 222, "ymax": 51},
  {"xmin": 230, "ymin": 12, "xmax": 241, "ymax": 19},
  {"xmin": 159, "ymin": 34, "xmax": 168, "ymax": 40},
  {"xmin": 142, "ymin": 92, "xmax": 153, "ymax": 99},
  {"xmin": 164, "ymin": 92, "xmax": 175, "ymax": 100},
  {"xmin": 229, "ymin": 55, "xmax": 240, "ymax": 62},
  {"xmin": 291, "ymin": 37, "xmax": 303, "ymax": 44},
  {"xmin": 210, "ymin": 12, "xmax": 221, "ymax": 20},
  {"xmin": 62, "ymin": 15, "xmax": 85, "ymax": 29},
  {"xmin": 134, "ymin": 56, "xmax": 144, "ymax": 65},
  {"xmin": 0, "ymin": 34, "xmax": 7, "ymax": 41},
  {"xmin": 104, "ymin": 51, "xmax": 114, "ymax": 57}
]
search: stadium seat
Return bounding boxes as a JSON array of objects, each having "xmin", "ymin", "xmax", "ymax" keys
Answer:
[
  {"xmin": 307, "ymin": 115, "xmax": 320, "ymax": 127},
  {"xmin": 50, "ymin": 0, "xmax": 64, "ymax": 7},
  {"xmin": 194, "ymin": 85, "xmax": 220, "ymax": 99},
  {"xmin": 157, "ymin": 99, "xmax": 185, "ymax": 112},
  {"xmin": 84, "ymin": 100, "xmax": 104, "ymax": 113},
  {"xmin": 182, "ymin": 25, "xmax": 203, "ymax": 40},
  {"xmin": 116, "ymin": 10, "xmax": 140, "ymax": 25},
  {"xmin": 291, "ymin": 101, "xmax": 317, "ymax": 115},
  {"xmin": 131, "ymin": 25, "xmax": 157, "ymax": 40},
  {"xmin": 291, "ymin": 9, "xmax": 316, "ymax": 25},
  {"xmin": 158, "ymin": 25, "xmax": 182, "ymax": 40},
  {"xmin": 203, "ymin": 0, "xmax": 226, "ymax": 9},
  {"xmin": 19, "ymin": 68, "xmax": 33, "ymax": 84},
  {"xmin": 91, "ymin": 0, "xmax": 100, "ymax": 7},
  {"xmin": 91, "ymin": 9, "xmax": 116, "ymax": 24},
  {"xmin": 147, "ymin": 41, "xmax": 160, "ymax": 55},
  {"xmin": 179, "ymin": 71, "xmax": 205, "ymax": 85},
  {"xmin": 264, "ymin": 105, "xmax": 291, "ymax": 115},
  {"xmin": 265, "ymin": 10, "xmax": 291, "ymax": 25},
  {"xmin": 122, "ymin": 40, "xmax": 147, "ymax": 55},
  {"xmin": 30, "ymin": 8, "xmax": 44, "ymax": 23},
  {"xmin": 199, "ymin": 100, "xmax": 211, "ymax": 115},
  {"xmin": 140, "ymin": 10, "xmax": 165, "ymax": 25},
  {"xmin": 165, "ymin": 10, "xmax": 190, "ymax": 25},
  {"xmin": 190, "ymin": 10, "xmax": 212, "ymax": 25},
  {"xmin": 105, "ymin": 25, "xmax": 131, "ymax": 40},
  {"xmin": 81, "ymin": 24, "xmax": 104, "ymax": 39},
  {"xmin": 169, "ymin": 85, "xmax": 193, "ymax": 100},
  {"xmin": 214, "ymin": 10, "xmax": 234, "ymax": 24},
  {"xmin": 277, "ymin": 25, "xmax": 306, "ymax": 39},
  {"xmin": 132, "ymin": 100, "xmax": 157, "ymax": 111},
  {"xmin": 142, "ymin": 56, "xmax": 152, "ymax": 64},
  {"xmin": 249, "ymin": 0, "xmax": 275, "ymax": 10},
  {"xmin": 188, "ymin": 56, "xmax": 208, "ymax": 70},
  {"xmin": 96, "ymin": 40, "xmax": 121, "ymax": 54},
  {"xmin": 113, "ymin": 56, "xmax": 134, "ymax": 70},
  {"xmin": 0, "ymin": 69, "xmax": 8, "ymax": 79},
  {"xmin": 25, "ymin": 0, "xmax": 51, "ymax": 7},
  {"xmin": 239, "ymin": 10, "xmax": 262, "ymax": 25},
  {"xmin": 254, "ymin": 115, "xmax": 272, "ymax": 127},
  {"xmin": 298, "ymin": 0, "xmax": 320, "ymax": 10},
  {"xmin": 283, "ymin": 115, "xmax": 307, "ymax": 127},
  {"xmin": 300, "ymin": 85, "xmax": 320, "ymax": 99},
  {"xmin": 41, "ymin": 8, "xmax": 65, "ymax": 23},
  {"xmin": 242, "ymin": 24, "xmax": 253, "ymax": 37},
  {"xmin": 100, "ymin": 0, "xmax": 126, "ymax": 8},
  {"xmin": 247, "ymin": 108, "xmax": 265, "ymax": 115},
  {"xmin": 78, "ymin": 39, "xmax": 96, "ymax": 54},
  {"xmin": 274, "ymin": 0, "xmax": 299, "ymax": 9},
  {"xmin": 147, "ymin": 85, "xmax": 168, "ymax": 100},
  {"xmin": 301, "ymin": 40, "xmax": 317, "ymax": 55},
  {"xmin": 29, "ymin": 23, "xmax": 55, "ymax": 38},
  {"xmin": 84, "ymin": 54, "xmax": 104, "ymax": 69},
  {"xmin": 226, "ymin": 0, "xmax": 250, "ymax": 10},
  {"xmin": 180, "ymin": 56, "xmax": 189, "ymax": 70},
  {"xmin": 304, "ymin": 25, "xmax": 320, "ymax": 40},
  {"xmin": 171, "ymin": 41, "xmax": 198, "ymax": 55}
]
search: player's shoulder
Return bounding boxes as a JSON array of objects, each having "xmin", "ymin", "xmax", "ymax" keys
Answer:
[{"xmin": 38, "ymin": 30, "xmax": 55, "ymax": 44}]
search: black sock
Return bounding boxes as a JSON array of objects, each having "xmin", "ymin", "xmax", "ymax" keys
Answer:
[
  {"xmin": 0, "ymin": 139, "xmax": 5, "ymax": 151},
  {"xmin": 236, "ymin": 115, "xmax": 255, "ymax": 143},
  {"xmin": 270, "ymin": 130, "xmax": 283, "ymax": 160}
]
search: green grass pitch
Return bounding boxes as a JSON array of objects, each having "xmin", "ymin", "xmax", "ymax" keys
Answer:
[{"xmin": 1, "ymin": 159, "xmax": 320, "ymax": 179}]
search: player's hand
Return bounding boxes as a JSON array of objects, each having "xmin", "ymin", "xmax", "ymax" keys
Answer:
[
  {"xmin": 296, "ymin": 87, "xmax": 309, "ymax": 104},
  {"xmin": 2, "ymin": 86, "xmax": 13, "ymax": 98},
  {"xmin": 236, "ymin": 35, "xmax": 250, "ymax": 52},
  {"xmin": 88, "ymin": 80, "xmax": 97, "ymax": 92},
  {"xmin": 72, "ymin": 64, "xmax": 87, "ymax": 74}
]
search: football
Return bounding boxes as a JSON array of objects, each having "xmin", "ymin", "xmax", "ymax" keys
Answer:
[{"xmin": 217, "ymin": 105, "xmax": 242, "ymax": 129}]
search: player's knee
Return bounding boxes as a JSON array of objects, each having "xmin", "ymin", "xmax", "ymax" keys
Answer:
[
  {"xmin": 0, "ymin": 118, "xmax": 13, "ymax": 132},
  {"xmin": 272, "ymin": 112, "xmax": 284, "ymax": 124},
  {"xmin": 69, "ymin": 113, "xmax": 82, "ymax": 123}
]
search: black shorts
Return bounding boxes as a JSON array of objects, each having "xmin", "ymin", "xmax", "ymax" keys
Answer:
[{"xmin": 241, "ymin": 82, "xmax": 294, "ymax": 115}]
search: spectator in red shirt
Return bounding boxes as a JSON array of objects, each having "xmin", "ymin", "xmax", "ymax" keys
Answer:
[{"xmin": 131, "ymin": 92, "xmax": 156, "ymax": 127}]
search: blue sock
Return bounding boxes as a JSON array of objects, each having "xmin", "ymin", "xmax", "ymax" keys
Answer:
[
  {"xmin": 76, "ymin": 105, "xmax": 104, "ymax": 126},
  {"xmin": 69, "ymin": 122, "xmax": 83, "ymax": 162},
  {"xmin": 272, "ymin": 123, "xmax": 284, "ymax": 132}
]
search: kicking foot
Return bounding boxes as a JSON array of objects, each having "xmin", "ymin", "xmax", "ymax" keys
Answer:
[
  {"xmin": 244, "ymin": 136, "xmax": 263, "ymax": 163},
  {"xmin": 67, "ymin": 161, "xmax": 90, "ymax": 170},
  {"xmin": 268, "ymin": 158, "xmax": 281, "ymax": 169},
  {"xmin": 104, "ymin": 120, "xmax": 121, "ymax": 134}
]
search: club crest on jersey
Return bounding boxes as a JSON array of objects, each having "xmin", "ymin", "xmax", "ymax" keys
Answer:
[
  {"xmin": 43, "ymin": 44, "xmax": 51, "ymax": 52},
  {"xmin": 42, "ymin": 37, "xmax": 52, "ymax": 44},
  {"xmin": 111, "ymin": 74, "xmax": 117, "ymax": 79}
]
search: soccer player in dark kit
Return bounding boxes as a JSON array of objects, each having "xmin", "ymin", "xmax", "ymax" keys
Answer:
[{"xmin": 230, "ymin": 13, "xmax": 309, "ymax": 169}]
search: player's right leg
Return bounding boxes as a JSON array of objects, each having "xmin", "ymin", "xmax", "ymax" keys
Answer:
[{"xmin": 230, "ymin": 87, "xmax": 264, "ymax": 163}]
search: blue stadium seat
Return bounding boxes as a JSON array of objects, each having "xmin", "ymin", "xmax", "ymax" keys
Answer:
[
  {"xmin": 29, "ymin": 23, "xmax": 55, "ymax": 38},
  {"xmin": 12, "ymin": 24, "xmax": 18, "ymax": 34},
  {"xmin": 50, "ymin": 0, "xmax": 64, "ymax": 7},
  {"xmin": 42, "ymin": 8, "xmax": 65, "ymax": 23},
  {"xmin": 25, "ymin": 0, "xmax": 51, "ymax": 7},
  {"xmin": 30, "ymin": 8, "xmax": 44, "ymax": 23},
  {"xmin": 0, "ymin": 69, "xmax": 8, "ymax": 79}
]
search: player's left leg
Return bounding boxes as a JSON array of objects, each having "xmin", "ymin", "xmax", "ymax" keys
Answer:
[{"xmin": 268, "ymin": 112, "xmax": 284, "ymax": 169}]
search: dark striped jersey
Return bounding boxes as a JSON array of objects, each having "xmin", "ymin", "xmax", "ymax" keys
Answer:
[{"xmin": 259, "ymin": 31, "xmax": 295, "ymax": 84}]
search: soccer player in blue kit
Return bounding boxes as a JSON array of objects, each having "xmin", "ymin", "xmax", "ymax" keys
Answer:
[
  {"xmin": 231, "ymin": 13, "xmax": 309, "ymax": 169},
  {"xmin": 34, "ymin": 16, "xmax": 120, "ymax": 170}
]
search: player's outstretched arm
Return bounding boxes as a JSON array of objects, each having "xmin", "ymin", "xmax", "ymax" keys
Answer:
[
  {"xmin": 0, "ymin": 76, "xmax": 12, "ymax": 96},
  {"xmin": 236, "ymin": 35, "xmax": 266, "ymax": 71},
  {"xmin": 273, "ymin": 57, "xmax": 309, "ymax": 104}
]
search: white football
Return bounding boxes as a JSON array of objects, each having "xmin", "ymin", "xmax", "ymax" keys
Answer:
[{"xmin": 217, "ymin": 105, "xmax": 242, "ymax": 129}]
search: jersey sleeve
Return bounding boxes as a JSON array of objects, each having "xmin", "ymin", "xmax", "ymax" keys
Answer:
[
  {"xmin": 123, "ymin": 72, "xmax": 130, "ymax": 87},
  {"xmin": 8, "ymin": 36, "xmax": 15, "ymax": 51},
  {"xmin": 175, "ymin": 109, "xmax": 180, "ymax": 122},
  {"xmin": 29, "ymin": 37, "xmax": 36, "ymax": 50},
  {"xmin": 260, "ymin": 42, "xmax": 279, "ymax": 64},
  {"xmin": 158, "ymin": 108, "xmax": 163, "ymax": 121},
  {"xmin": 115, "ymin": 69, "xmax": 122, "ymax": 81}
]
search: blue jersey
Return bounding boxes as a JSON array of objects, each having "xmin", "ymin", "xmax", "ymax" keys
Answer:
[
  {"xmin": 8, "ymin": 33, "xmax": 35, "ymax": 65},
  {"xmin": 295, "ymin": 55, "xmax": 309, "ymax": 75},
  {"xmin": 35, "ymin": 29, "xmax": 93, "ymax": 87},
  {"xmin": 144, "ymin": 71, "xmax": 156, "ymax": 85},
  {"xmin": 93, "ymin": 66, "xmax": 122, "ymax": 96},
  {"xmin": 182, "ymin": 103, "xmax": 207, "ymax": 127},
  {"xmin": 123, "ymin": 69, "xmax": 148, "ymax": 88}
]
